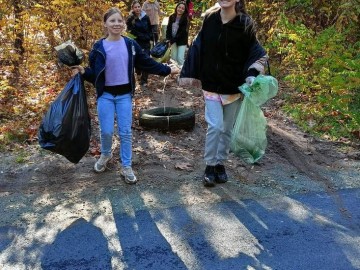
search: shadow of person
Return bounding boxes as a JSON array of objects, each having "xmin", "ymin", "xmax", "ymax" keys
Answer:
[
  {"xmin": 113, "ymin": 208, "xmax": 188, "ymax": 270},
  {"xmin": 228, "ymin": 193, "xmax": 358, "ymax": 270},
  {"xmin": 41, "ymin": 218, "xmax": 111, "ymax": 269}
]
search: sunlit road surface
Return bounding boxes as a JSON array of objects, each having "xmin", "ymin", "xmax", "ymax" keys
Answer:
[{"xmin": 0, "ymin": 181, "xmax": 359, "ymax": 270}]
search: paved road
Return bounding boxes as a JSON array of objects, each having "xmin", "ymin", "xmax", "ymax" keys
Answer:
[{"xmin": 0, "ymin": 181, "xmax": 359, "ymax": 270}]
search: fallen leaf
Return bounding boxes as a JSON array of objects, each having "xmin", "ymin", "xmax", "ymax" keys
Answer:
[{"xmin": 175, "ymin": 162, "xmax": 193, "ymax": 171}]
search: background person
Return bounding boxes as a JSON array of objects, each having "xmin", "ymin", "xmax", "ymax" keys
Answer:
[
  {"xmin": 142, "ymin": 0, "xmax": 165, "ymax": 45},
  {"xmin": 166, "ymin": 2, "xmax": 189, "ymax": 66},
  {"xmin": 126, "ymin": 0, "xmax": 153, "ymax": 90},
  {"xmin": 72, "ymin": 7, "xmax": 179, "ymax": 184},
  {"xmin": 186, "ymin": 0, "xmax": 194, "ymax": 20},
  {"xmin": 179, "ymin": 0, "xmax": 268, "ymax": 187}
]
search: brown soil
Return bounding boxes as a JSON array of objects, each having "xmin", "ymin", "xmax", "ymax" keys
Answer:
[{"xmin": 0, "ymin": 75, "xmax": 359, "ymax": 198}]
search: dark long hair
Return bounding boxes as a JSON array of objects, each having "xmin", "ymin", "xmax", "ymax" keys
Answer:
[
  {"xmin": 235, "ymin": 0, "xmax": 248, "ymax": 14},
  {"xmin": 171, "ymin": 2, "xmax": 188, "ymax": 24},
  {"xmin": 131, "ymin": 0, "xmax": 141, "ymax": 8},
  {"xmin": 130, "ymin": 0, "xmax": 141, "ymax": 14}
]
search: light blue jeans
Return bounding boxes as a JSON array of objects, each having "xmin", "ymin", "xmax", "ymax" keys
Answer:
[
  {"xmin": 170, "ymin": 43, "xmax": 186, "ymax": 66},
  {"xmin": 204, "ymin": 98, "xmax": 241, "ymax": 166},
  {"xmin": 97, "ymin": 92, "xmax": 132, "ymax": 167}
]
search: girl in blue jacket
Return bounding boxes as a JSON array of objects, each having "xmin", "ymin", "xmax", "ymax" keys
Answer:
[
  {"xmin": 179, "ymin": 0, "xmax": 268, "ymax": 187},
  {"xmin": 72, "ymin": 7, "xmax": 179, "ymax": 184}
]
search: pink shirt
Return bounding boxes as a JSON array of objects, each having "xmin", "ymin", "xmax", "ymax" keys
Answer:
[{"xmin": 203, "ymin": 90, "xmax": 242, "ymax": 105}]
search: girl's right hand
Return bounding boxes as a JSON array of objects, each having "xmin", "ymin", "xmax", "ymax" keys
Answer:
[
  {"xmin": 169, "ymin": 64, "xmax": 180, "ymax": 75},
  {"xmin": 71, "ymin": 65, "xmax": 85, "ymax": 76},
  {"xmin": 245, "ymin": 76, "xmax": 255, "ymax": 86}
]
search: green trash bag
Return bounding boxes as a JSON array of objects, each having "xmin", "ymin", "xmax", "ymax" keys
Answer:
[{"xmin": 230, "ymin": 75, "xmax": 278, "ymax": 164}]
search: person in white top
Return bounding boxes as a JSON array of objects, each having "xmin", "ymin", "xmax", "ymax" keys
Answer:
[{"xmin": 142, "ymin": 0, "xmax": 165, "ymax": 44}]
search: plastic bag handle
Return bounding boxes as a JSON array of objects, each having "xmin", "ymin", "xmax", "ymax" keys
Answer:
[{"xmin": 267, "ymin": 60, "xmax": 271, "ymax": 76}]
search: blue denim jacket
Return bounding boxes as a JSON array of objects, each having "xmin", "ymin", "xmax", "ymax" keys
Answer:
[{"xmin": 83, "ymin": 36, "xmax": 171, "ymax": 98}]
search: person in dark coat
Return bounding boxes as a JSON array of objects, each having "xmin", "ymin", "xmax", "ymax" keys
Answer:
[
  {"xmin": 179, "ymin": 0, "xmax": 268, "ymax": 187},
  {"xmin": 166, "ymin": 2, "xmax": 189, "ymax": 66},
  {"xmin": 126, "ymin": 0, "xmax": 153, "ymax": 88}
]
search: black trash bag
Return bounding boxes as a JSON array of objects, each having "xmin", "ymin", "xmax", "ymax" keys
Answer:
[
  {"xmin": 55, "ymin": 40, "xmax": 84, "ymax": 66},
  {"xmin": 150, "ymin": 41, "xmax": 169, "ymax": 58},
  {"xmin": 38, "ymin": 74, "xmax": 91, "ymax": 163}
]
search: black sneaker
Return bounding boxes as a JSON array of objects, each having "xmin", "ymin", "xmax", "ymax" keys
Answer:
[
  {"xmin": 214, "ymin": 164, "xmax": 228, "ymax": 183},
  {"xmin": 203, "ymin": 165, "xmax": 216, "ymax": 187}
]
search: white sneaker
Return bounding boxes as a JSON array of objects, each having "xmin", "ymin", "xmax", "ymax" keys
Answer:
[
  {"xmin": 121, "ymin": 166, "xmax": 137, "ymax": 184},
  {"xmin": 94, "ymin": 154, "xmax": 112, "ymax": 172}
]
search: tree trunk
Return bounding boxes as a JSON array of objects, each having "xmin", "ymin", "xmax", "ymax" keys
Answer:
[{"xmin": 12, "ymin": 0, "xmax": 25, "ymax": 82}]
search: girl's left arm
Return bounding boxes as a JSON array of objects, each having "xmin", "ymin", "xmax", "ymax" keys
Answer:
[
  {"xmin": 246, "ymin": 42, "xmax": 268, "ymax": 77},
  {"xmin": 133, "ymin": 42, "xmax": 171, "ymax": 76},
  {"xmin": 244, "ymin": 29, "xmax": 268, "ymax": 77},
  {"xmin": 178, "ymin": 30, "xmax": 202, "ymax": 88}
]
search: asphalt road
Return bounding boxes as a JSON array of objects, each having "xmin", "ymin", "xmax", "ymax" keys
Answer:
[{"xmin": 0, "ymin": 182, "xmax": 359, "ymax": 270}]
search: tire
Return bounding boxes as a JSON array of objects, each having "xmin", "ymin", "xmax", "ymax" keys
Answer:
[{"xmin": 139, "ymin": 107, "xmax": 195, "ymax": 131}]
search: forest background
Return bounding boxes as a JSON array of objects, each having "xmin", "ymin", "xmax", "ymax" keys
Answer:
[{"xmin": 0, "ymin": 0, "xmax": 359, "ymax": 155}]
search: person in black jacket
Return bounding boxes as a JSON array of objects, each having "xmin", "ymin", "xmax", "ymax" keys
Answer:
[
  {"xmin": 179, "ymin": 0, "xmax": 268, "ymax": 187},
  {"xmin": 166, "ymin": 2, "xmax": 189, "ymax": 66},
  {"xmin": 127, "ymin": 1, "xmax": 153, "ymax": 88}
]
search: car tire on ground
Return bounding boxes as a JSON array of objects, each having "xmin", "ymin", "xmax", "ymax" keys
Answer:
[{"xmin": 139, "ymin": 107, "xmax": 195, "ymax": 131}]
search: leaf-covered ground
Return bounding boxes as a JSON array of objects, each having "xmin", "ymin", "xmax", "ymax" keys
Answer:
[{"xmin": 1, "ymin": 75, "xmax": 360, "ymax": 199}]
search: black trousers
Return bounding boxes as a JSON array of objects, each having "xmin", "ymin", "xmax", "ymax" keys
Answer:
[
  {"xmin": 151, "ymin": 24, "xmax": 159, "ymax": 45},
  {"xmin": 135, "ymin": 48, "xmax": 150, "ymax": 85}
]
